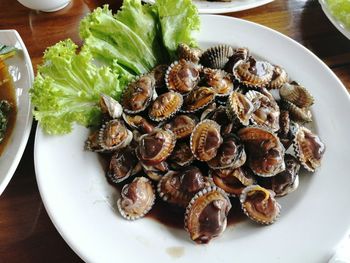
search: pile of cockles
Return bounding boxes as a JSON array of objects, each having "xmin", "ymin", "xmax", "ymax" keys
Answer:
[{"xmin": 85, "ymin": 43, "xmax": 326, "ymax": 244}]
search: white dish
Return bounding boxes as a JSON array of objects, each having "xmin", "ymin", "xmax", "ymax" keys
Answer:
[
  {"xmin": 0, "ymin": 30, "xmax": 33, "ymax": 195},
  {"xmin": 35, "ymin": 15, "xmax": 350, "ymax": 263},
  {"xmin": 319, "ymin": 0, "xmax": 350, "ymax": 40},
  {"xmin": 144, "ymin": 0, "xmax": 274, "ymax": 14}
]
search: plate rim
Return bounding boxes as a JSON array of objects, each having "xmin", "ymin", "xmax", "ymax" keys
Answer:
[
  {"xmin": 0, "ymin": 29, "xmax": 34, "ymax": 195},
  {"xmin": 143, "ymin": 0, "xmax": 274, "ymax": 14},
  {"xmin": 34, "ymin": 14, "xmax": 350, "ymax": 263}
]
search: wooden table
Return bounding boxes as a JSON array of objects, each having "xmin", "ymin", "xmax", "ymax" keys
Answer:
[{"xmin": 0, "ymin": 0, "xmax": 349, "ymax": 262}]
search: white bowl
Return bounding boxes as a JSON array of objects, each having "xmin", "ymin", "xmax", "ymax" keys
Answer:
[{"xmin": 17, "ymin": 0, "xmax": 71, "ymax": 12}]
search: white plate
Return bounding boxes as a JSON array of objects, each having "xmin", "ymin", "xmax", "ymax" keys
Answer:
[
  {"xmin": 35, "ymin": 15, "xmax": 350, "ymax": 263},
  {"xmin": 0, "ymin": 30, "xmax": 33, "ymax": 195},
  {"xmin": 144, "ymin": 0, "xmax": 274, "ymax": 14},
  {"xmin": 319, "ymin": 0, "xmax": 350, "ymax": 40}
]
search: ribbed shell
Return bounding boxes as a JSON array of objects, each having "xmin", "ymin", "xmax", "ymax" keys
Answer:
[
  {"xmin": 268, "ymin": 65, "xmax": 289, "ymax": 89},
  {"xmin": 184, "ymin": 186, "xmax": 231, "ymax": 244},
  {"xmin": 280, "ymin": 100, "xmax": 312, "ymax": 123},
  {"xmin": 200, "ymin": 44, "xmax": 234, "ymax": 69},
  {"xmin": 280, "ymin": 82, "xmax": 314, "ymax": 108},
  {"xmin": 117, "ymin": 177, "xmax": 155, "ymax": 220},
  {"xmin": 177, "ymin": 43, "xmax": 203, "ymax": 64},
  {"xmin": 165, "ymin": 59, "xmax": 200, "ymax": 95},
  {"xmin": 148, "ymin": 91, "xmax": 183, "ymax": 122},
  {"xmin": 190, "ymin": 120, "xmax": 223, "ymax": 161},
  {"xmin": 240, "ymin": 185, "xmax": 281, "ymax": 224},
  {"xmin": 181, "ymin": 87, "xmax": 216, "ymax": 113},
  {"xmin": 227, "ymin": 91, "xmax": 254, "ymax": 126},
  {"xmin": 293, "ymin": 126, "xmax": 325, "ymax": 172},
  {"xmin": 233, "ymin": 57, "xmax": 274, "ymax": 88}
]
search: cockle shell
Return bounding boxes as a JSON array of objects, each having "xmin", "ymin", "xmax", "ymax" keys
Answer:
[
  {"xmin": 240, "ymin": 185, "xmax": 281, "ymax": 224},
  {"xmin": 200, "ymin": 44, "xmax": 234, "ymax": 69},
  {"xmin": 210, "ymin": 166, "xmax": 255, "ymax": 196},
  {"xmin": 117, "ymin": 177, "xmax": 155, "ymax": 220},
  {"xmin": 177, "ymin": 43, "xmax": 203, "ymax": 64},
  {"xmin": 121, "ymin": 74, "xmax": 155, "ymax": 114},
  {"xmin": 185, "ymin": 186, "xmax": 231, "ymax": 244},
  {"xmin": 98, "ymin": 119, "xmax": 133, "ymax": 152},
  {"xmin": 136, "ymin": 128, "xmax": 176, "ymax": 165},
  {"xmin": 293, "ymin": 126, "xmax": 325, "ymax": 172},
  {"xmin": 268, "ymin": 65, "xmax": 288, "ymax": 89},
  {"xmin": 280, "ymin": 82, "xmax": 314, "ymax": 108},
  {"xmin": 148, "ymin": 91, "xmax": 183, "ymax": 122},
  {"xmin": 238, "ymin": 126, "xmax": 285, "ymax": 177},
  {"xmin": 280, "ymin": 100, "xmax": 312, "ymax": 123},
  {"xmin": 162, "ymin": 114, "xmax": 198, "ymax": 139},
  {"xmin": 202, "ymin": 68, "xmax": 234, "ymax": 96},
  {"xmin": 181, "ymin": 86, "xmax": 216, "ymax": 113},
  {"xmin": 190, "ymin": 120, "xmax": 223, "ymax": 161},
  {"xmin": 233, "ymin": 57, "xmax": 274, "ymax": 88},
  {"xmin": 165, "ymin": 59, "xmax": 200, "ymax": 95},
  {"xmin": 227, "ymin": 91, "xmax": 255, "ymax": 126}
]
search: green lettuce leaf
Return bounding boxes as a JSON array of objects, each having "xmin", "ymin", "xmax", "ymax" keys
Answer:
[
  {"xmin": 155, "ymin": 0, "xmax": 200, "ymax": 60},
  {"xmin": 30, "ymin": 39, "xmax": 124, "ymax": 135},
  {"xmin": 80, "ymin": 2, "xmax": 161, "ymax": 75}
]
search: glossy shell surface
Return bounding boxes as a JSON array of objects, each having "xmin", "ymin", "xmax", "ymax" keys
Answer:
[
  {"xmin": 121, "ymin": 74, "xmax": 155, "ymax": 114},
  {"xmin": 182, "ymin": 86, "xmax": 216, "ymax": 113},
  {"xmin": 238, "ymin": 126, "xmax": 285, "ymax": 177},
  {"xmin": 185, "ymin": 186, "xmax": 231, "ymax": 244},
  {"xmin": 200, "ymin": 44, "xmax": 234, "ymax": 69},
  {"xmin": 99, "ymin": 119, "xmax": 132, "ymax": 151},
  {"xmin": 162, "ymin": 114, "xmax": 198, "ymax": 139},
  {"xmin": 227, "ymin": 91, "xmax": 254, "ymax": 126},
  {"xmin": 240, "ymin": 185, "xmax": 281, "ymax": 224},
  {"xmin": 165, "ymin": 59, "xmax": 200, "ymax": 95},
  {"xmin": 293, "ymin": 126, "xmax": 325, "ymax": 172},
  {"xmin": 148, "ymin": 91, "xmax": 183, "ymax": 122},
  {"xmin": 202, "ymin": 68, "xmax": 234, "ymax": 96},
  {"xmin": 190, "ymin": 120, "xmax": 223, "ymax": 161},
  {"xmin": 117, "ymin": 177, "xmax": 155, "ymax": 220}
]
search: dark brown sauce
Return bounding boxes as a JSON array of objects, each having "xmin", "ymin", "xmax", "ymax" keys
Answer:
[
  {"xmin": 101, "ymin": 154, "xmax": 246, "ymax": 229},
  {"xmin": 0, "ymin": 60, "xmax": 17, "ymax": 156}
]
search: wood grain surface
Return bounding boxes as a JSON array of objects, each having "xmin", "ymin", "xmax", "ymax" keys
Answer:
[{"xmin": 0, "ymin": 0, "xmax": 349, "ymax": 262}]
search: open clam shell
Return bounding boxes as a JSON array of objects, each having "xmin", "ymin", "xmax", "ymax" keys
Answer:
[
  {"xmin": 99, "ymin": 93, "xmax": 123, "ymax": 119},
  {"xmin": 240, "ymin": 185, "xmax": 281, "ymax": 225},
  {"xmin": 184, "ymin": 186, "xmax": 231, "ymax": 244},
  {"xmin": 200, "ymin": 44, "xmax": 234, "ymax": 69},
  {"xmin": 117, "ymin": 177, "xmax": 155, "ymax": 220},
  {"xmin": 148, "ymin": 91, "xmax": 183, "ymax": 122},
  {"xmin": 202, "ymin": 68, "xmax": 234, "ymax": 97},
  {"xmin": 136, "ymin": 128, "xmax": 176, "ymax": 165},
  {"xmin": 177, "ymin": 43, "xmax": 203, "ymax": 64},
  {"xmin": 293, "ymin": 126, "xmax": 325, "ymax": 172},
  {"xmin": 259, "ymin": 154, "xmax": 300, "ymax": 197},
  {"xmin": 238, "ymin": 126, "xmax": 286, "ymax": 177},
  {"xmin": 233, "ymin": 57, "xmax": 274, "ymax": 88},
  {"xmin": 98, "ymin": 119, "xmax": 133, "ymax": 152},
  {"xmin": 190, "ymin": 119, "xmax": 223, "ymax": 162},
  {"xmin": 227, "ymin": 91, "xmax": 255, "ymax": 126},
  {"xmin": 107, "ymin": 147, "xmax": 140, "ymax": 184},
  {"xmin": 165, "ymin": 59, "xmax": 200, "ymax": 95},
  {"xmin": 85, "ymin": 130, "xmax": 105, "ymax": 152},
  {"xmin": 121, "ymin": 74, "xmax": 155, "ymax": 114},
  {"xmin": 161, "ymin": 114, "xmax": 198, "ymax": 140},
  {"xmin": 207, "ymin": 134, "xmax": 247, "ymax": 170},
  {"xmin": 268, "ymin": 65, "xmax": 289, "ymax": 89},
  {"xmin": 280, "ymin": 100, "xmax": 312, "ymax": 123},
  {"xmin": 122, "ymin": 113, "xmax": 155, "ymax": 134},
  {"xmin": 245, "ymin": 90, "xmax": 280, "ymax": 132},
  {"xmin": 181, "ymin": 86, "xmax": 216, "ymax": 113},
  {"xmin": 157, "ymin": 167, "xmax": 212, "ymax": 208},
  {"xmin": 224, "ymin": 47, "xmax": 249, "ymax": 74},
  {"xmin": 280, "ymin": 82, "xmax": 314, "ymax": 108},
  {"xmin": 209, "ymin": 166, "xmax": 255, "ymax": 196}
]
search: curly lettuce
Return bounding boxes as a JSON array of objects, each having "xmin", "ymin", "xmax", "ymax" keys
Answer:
[
  {"xmin": 31, "ymin": 0, "xmax": 200, "ymax": 135},
  {"xmin": 30, "ymin": 39, "xmax": 125, "ymax": 135}
]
